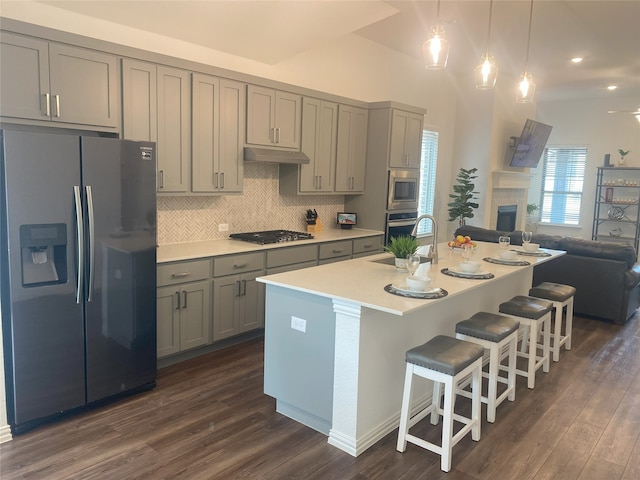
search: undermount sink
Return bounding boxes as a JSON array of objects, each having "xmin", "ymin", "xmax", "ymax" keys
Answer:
[{"xmin": 370, "ymin": 255, "xmax": 431, "ymax": 266}]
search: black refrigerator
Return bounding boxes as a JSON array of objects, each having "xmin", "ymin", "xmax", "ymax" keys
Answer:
[{"xmin": 0, "ymin": 129, "xmax": 157, "ymax": 434}]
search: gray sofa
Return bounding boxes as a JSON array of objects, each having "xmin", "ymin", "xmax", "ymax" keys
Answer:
[{"xmin": 454, "ymin": 225, "xmax": 640, "ymax": 324}]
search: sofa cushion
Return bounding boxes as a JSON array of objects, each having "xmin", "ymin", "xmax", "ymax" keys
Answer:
[{"xmin": 558, "ymin": 237, "xmax": 637, "ymax": 269}]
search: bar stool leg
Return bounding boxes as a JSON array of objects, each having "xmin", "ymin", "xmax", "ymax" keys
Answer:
[
  {"xmin": 441, "ymin": 376, "xmax": 455, "ymax": 472},
  {"xmin": 543, "ymin": 315, "xmax": 551, "ymax": 372},
  {"xmin": 526, "ymin": 321, "xmax": 538, "ymax": 389},
  {"xmin": 397, "ymin": 365, "xmax": 414, "ymax": 452},
  {"xmin": 566, "ymin": 300, "xmax": 573, "ymax": 350},
  {"xmin": 487, "ymin": 343, "xmax": 499, "ymax": 423},
  {"xmin": 431, "ymin": 380, "xmax": 442, "ymax": 425},
  {"xmin": 471, "ymin": 365, "xmax": 481, "ymax": 441},
  {"xmin": 507, "ymin": 334, "xmax": 517, "ymax": 401}
]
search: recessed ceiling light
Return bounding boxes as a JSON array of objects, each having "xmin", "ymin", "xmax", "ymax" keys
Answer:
[
  {"xmin": 608, "ymin": 85, "xmax": 618, "ymax": 91},
  {"xmin": 571, "ymin": 57, "xmax": 583, "ymax": 63}
]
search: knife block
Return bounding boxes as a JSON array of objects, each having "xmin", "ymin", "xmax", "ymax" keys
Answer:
[{"xmin": 307, "ymin": 218, "xmax": 323, "ymax": 233}]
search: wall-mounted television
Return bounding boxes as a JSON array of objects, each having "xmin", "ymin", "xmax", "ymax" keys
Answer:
[{"xmin": 509, "ymin": 119, "xmax": 553, "ymax": 168}]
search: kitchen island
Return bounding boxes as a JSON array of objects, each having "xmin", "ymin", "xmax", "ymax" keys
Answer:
[{"xmin": 258, "ymin": 241, "xmax": 564, "ymax": 456}]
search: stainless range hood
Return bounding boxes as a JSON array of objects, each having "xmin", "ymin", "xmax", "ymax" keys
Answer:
[{"xmin": 243, "ymin": 147, "xmax": 310, "ymax": 165}]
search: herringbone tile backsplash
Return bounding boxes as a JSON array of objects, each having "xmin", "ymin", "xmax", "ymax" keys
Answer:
[{"xmin": 157, "ymin": 163, "xmax": 346, "ymax": 244}]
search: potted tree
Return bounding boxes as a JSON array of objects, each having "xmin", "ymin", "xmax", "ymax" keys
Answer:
[
  {"xmin": 448, "ymin": 168, "xmax": 479, "ymax": 226},
  {"xmin": 384, "ymin": 235, "xmax": 420, "ymax": 270}
]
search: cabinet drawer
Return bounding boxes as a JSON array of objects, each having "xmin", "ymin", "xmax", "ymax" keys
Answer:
[
  {"xmin": 267, "ymin": 244, "xmax": 317, "ymax": 269},
  {"xmin": 213, "ymin": 252, "xmax": 265, "ymax": 277},
  {"xmin": 158, "ymin": 259, "xmax": 211, "ymax": 286},
  {"xmin": 353, "ymin": 236, "xmax": 383, "ymax": 255},
  {"xmin": 318, "ymin": 240, "xmax": 353, "ymax": 260}
]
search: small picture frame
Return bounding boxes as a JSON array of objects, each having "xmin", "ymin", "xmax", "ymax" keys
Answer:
[{"xmin": 337, "ymin": 212, "xmax": 357, "ymax": 229}]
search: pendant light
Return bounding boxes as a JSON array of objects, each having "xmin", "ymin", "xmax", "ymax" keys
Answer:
[
  {"xmin": 423, "ymin": 0, "xmax": 450, "ymax": 69},
  {"xmin": 474, "ymin": 0, "xmax": 498, "ymax": 89},
  {"xmin": 516, "ymin": 0, "xmax": 536, "ymax": 102}
]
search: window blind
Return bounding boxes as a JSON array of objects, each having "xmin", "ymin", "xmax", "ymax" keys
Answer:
[
  {"xmin": 417, "ymin": 130, "xmax": 439, "ymax": 235},
  {"xmin": 539, "ymin": 146, "xmax": 587, "ymax": 225}
]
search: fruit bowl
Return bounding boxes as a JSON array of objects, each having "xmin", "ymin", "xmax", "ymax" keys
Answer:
[{"xmin": 447, "ymin": 235, "xmax": 477, "ymax": 251}]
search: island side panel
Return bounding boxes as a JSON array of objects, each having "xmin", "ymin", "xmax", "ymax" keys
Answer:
[{"xmin": 263, "ymin": 284, "xmax": 336, "ymax": 434}]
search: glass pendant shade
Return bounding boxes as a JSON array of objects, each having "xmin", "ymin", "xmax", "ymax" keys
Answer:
[
  {"xmin": 516, "ymin": 72, "xmax": 536, "ymax": 103},
  {"xmin": 474, "ymin": 56, "xmax": 498, "ymax": 89},
  {"xmin": 423, "ymin": 25, "xmax": 450, "ymax": 69}
]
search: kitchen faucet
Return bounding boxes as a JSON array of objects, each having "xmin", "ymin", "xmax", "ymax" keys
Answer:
[{"xmin": 410, "ymin": 214, "xmax": 438, "ymax": 264}]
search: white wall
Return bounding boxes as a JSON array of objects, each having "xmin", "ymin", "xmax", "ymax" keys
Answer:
[{"xmin": 529, "ymin": 95, "xmax": 640, "ymax": 239}]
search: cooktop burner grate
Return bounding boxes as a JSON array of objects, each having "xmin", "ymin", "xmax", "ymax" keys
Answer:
[{"xmin": 229, "ymin": 230, "xmax": 314, "ymax": 245}]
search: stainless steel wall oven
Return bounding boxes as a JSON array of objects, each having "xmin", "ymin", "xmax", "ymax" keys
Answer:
[{"xmin": 385, "ymin": 211, "xmax": 418, "ymax": 245}]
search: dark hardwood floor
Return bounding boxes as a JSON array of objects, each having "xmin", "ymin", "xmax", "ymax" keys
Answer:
[{"xmin": 2, "ymin": 312, "xmax": 639, "ymax": 479}]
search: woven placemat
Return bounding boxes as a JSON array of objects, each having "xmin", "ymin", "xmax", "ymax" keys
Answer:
[
  {"xmin": 384, "ymin": 284, "xmax": 448, "ymax": 299},
  {"xmin": 441, "ymin": 268, "xmax": 495, "ymax": 280},
  {"xmin": 510, "ymin": 249, "xmax": 551, "ymax": 257},
  {"xmin": 483, "ymin": 257, "xmax": 531, "ymax": 266}
]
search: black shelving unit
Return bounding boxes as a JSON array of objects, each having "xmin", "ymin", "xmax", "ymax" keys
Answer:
[{"xmin": 592, "ymin": 167, "xmax": 640, "ymax": 250}]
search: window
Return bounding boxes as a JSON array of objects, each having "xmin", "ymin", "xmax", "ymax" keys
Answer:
[
  {"xmin": 417, "ymin": 129, "xmax": 439, "ymax": 235},
  {"xmin": 539, "ymin": 146, "xmax": 587, "ymax": 225}
]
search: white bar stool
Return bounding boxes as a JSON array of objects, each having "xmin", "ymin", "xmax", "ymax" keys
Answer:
[
  {"xmin": 529, "ymin": 282, "xmax": 575, "ymax": 362},
  {"xmin": 396, "ymin": 335, "xmax": 484, "ymax": 472},
  {"xmin": 455, "ymin": 312, "xmax": 520, "ymax": 423},
  {"xmin": 498, "ymin": 296, "xmax": 553, "ymax": 389}
]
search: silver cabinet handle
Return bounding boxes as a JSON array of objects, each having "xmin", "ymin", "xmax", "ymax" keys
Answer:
[
  {"xmin": 73, "ymin": 186, "xmax": 84, "ymax": 304},
  {"xmin": 332, "ymin": 249, "xmax": 344, "ymax": 254},
  {"xmin": 175, "ymin": 291, "xmax": 180, "ymax": 310},
  {"xmin": 318, "ymin": 175, "xmax": 322, "ymax": 190},
  {"xmin": 214, "ymin": 172, "xmax": 219, "ymax": 189},
  {"xmin": 363, "ymin": 244, "xmax": 373, "ymax": 249},
  {"xmin": 171, "ymin": 272, "xmax": 191, "ymax": 278},
  {"xmin": 182, "ymin": 290, "xmax": 188, "ymax": 309},
  {"xmin": 233, "ymin": 263, "xmax": 247, "ymax": 269},
  {"xmin": 241, "ymin": 279, "xmax": 247, "ymax": 296},
  {"xmin": 220, "ymin": 172, "xmax": 224, "ymax": 189},
  {"xmin": 86, "ymin": 186, "xmax": 95, "ymax": 302},
  {"xmin": 271, "ymin": 127, "xmax": 276, "ymax": 144},
  {"xmin": 54, "ymin": 94, "xmax": 60, "ymax": 117},
  {"xmin": 276, "ymin": 127, "xmax": 281, "ymax": 144},
  {"xmin": 44, "ymin": 93, "xmax": 51, "ymax": 117},
  {"xmin": 236, "ymin": 280, "xmax": 242, "ymax": 296},
  {"xmin": 159, "ymin": 170, "xmax": 164, "ymax": 189}
]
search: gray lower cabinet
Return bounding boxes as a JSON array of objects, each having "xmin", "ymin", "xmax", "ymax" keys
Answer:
[
  {"xmin": 0, "ymin": 32, "xmax": 119, "ymax": 129},
  {"xmin": 266, "ymin": 244, "xmax": 318, "ymax": 274},
  {"xmin": 352, "ymin": 235, "xmax": 384, "ymax": 258},
  {"xmin": 318, "ymin": 240, "xmax": 353, "ymax": 265},
  {"xmin": 212, "ymin": 252, "xmax": 265, "ymax": 340},
  {"xmin": 157, "ymin": 259, "xmax": 212, "ymax": 358}
]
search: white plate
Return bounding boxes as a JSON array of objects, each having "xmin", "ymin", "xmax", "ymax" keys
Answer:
[
  {"xmin": 513, "ymin": 247, "xmax": 539, "ymax": 253},
  {"xmin": 392, "ymin": 283, "xmax": 437, "ymax": 294},
  {"xmin": 448, "ymin": 266, "xmax": 490, "ymax": 276}
]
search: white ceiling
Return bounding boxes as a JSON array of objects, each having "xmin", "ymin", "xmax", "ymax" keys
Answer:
[{"xmin": 36, "ymin": 0, "xmax": 640, "ymax": 105}]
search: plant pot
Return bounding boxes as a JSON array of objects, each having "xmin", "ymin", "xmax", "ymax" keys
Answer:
[{"xmin": 395, "ymin": 258, "xmax": 408, "ymax": 270}]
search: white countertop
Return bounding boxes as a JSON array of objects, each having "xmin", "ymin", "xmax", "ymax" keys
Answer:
[
  {"xmin": 156, "ymin": 228, "xmax": 384, "ymax": 263},
  {"xmin": 257, "ymin": 241, "xmax": 565, "ymax": 316}
]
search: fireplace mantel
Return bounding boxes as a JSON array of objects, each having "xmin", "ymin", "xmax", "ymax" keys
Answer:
[{"xmin": 492, "ymin": 170, "xmax": 534, "ymax": 189}]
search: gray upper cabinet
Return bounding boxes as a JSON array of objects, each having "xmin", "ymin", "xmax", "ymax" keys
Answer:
[
  {"xmin": 246, "ymin": 85, "xmax": 301, "ymax": 149},
  {"xmin": 192, "ymin": 74, "xmax": 245, "ymax": 193},
  {"xmin": 389, "ymin": 110, "xmax": 423, "ymax": 169},
  {"xmin": 157, "ymin": 66, "xmax": 191, "ymax": 193},
  {"xmin": 0, "ymin": 32, "xmax": 118, "ymax": 129},
  {"xmin": 121, "ymin": 59, "xmax": 157, "ymax": 142},
  {"xmin": 335, "ymin": 105, "xmax": 368, "ymax": 193}
]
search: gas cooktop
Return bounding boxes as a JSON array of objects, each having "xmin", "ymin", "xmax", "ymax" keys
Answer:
[{"xmin": 229, "ymin": 230, "xmax": 314, "ymax": 245}]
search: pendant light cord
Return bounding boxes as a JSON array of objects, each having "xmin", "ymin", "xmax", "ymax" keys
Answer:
[
  {"xmin": 484, "ymin": 0, "xmax": 494, "ymax": 59},
  {"xmin": 523, "ymin": 0, "xmax": 534, "ymax": 72}
]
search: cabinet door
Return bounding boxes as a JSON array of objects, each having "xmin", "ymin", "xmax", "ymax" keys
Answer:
[
  {"xmin": 390, "ymin": 110, "xmax": 423, "ymax": 168},
  {"xmin": 49, "ymin": 43, "xmax": 119, "ymax": 128},
  {"xmin": 239, "ymin": 272, "xmax": 265, "ymax": 333},
  {"xmin": 191, "ymin": 73, "xmax": 220, "ymax": 193},
  {"xmin": 246, "ymin": 84, "xmax": 275, "ymax": 146},
  {"xmin": 218, "ymin": 78, "xmax": 245, "ymax": 193},
  {"xmin": 335, "ymin": 105, "xmax": 368, "ymax": 193},
  {"xmin": 274, "ymin": 91, "xmax": 302, "ymax": 149},
  {"xmin": 157, "ymin": 286, "xmax": 180, "ymax": 358},
  {"xmin": 179, "ymin": 280, "xmax": 211, "ymax": 351},
  {"xmin": 122, "ymin": 59, "xmax": 157, "ymax": 142},
  {"xmin": 157, "ymin": 66, "xmax": 191, "ymax": 193},
  {"xmin": 212, "ymin": 276, "xmax": 241, "ymax": 340},
  {"xmin": 0, "ymin": 32, "xmax": 50, "ymax": 121},
  {"xmin": 405, "ymin": 113, "xmax": 424, "ymax": 168},
  {"xmin": 300, "ymin": 98, "xmax": 337, "ymax": 193}
]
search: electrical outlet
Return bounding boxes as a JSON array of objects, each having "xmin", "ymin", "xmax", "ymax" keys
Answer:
[
  {"xmin": 291, "ymin": 316, "xmax": 306, "ymax": 333},
  {"xmin": 218, "ymin": 223, "xmax": 229, "ymax": 232}
]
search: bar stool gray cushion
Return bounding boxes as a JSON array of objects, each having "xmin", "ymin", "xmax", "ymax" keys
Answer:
[
  {"xmin": 406, "ymin": 335, "xmax": 484, "ymax": 376},
  {"xmin": 529, "ymin": 282, "xmax": 576, "ymax": 302},
  {"xmin": 499, "ymin": 295, "xmax": 553, "ymax": 320},
  {"xmin": 455, "ymin": 312, "xmax": 520, "ymax": 343}
]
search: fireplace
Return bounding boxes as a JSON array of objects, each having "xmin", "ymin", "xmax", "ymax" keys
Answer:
[{"xmin": 497, "ymin": 205, "xmax": 517, "ymax": 231}]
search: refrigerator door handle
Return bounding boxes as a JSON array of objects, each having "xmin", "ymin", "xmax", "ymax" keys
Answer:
[
  {"xmin": 73, "ymin": 186, "xmax": 84, "ymax": 304},
  {"xmin": 86, "ymin": 185, "xmax": 95, "ymax": 302}
]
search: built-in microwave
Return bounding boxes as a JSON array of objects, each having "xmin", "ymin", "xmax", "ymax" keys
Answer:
[{"xmin": 387, "ymin": 169, "xmax": 419, "ymax": 211}]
